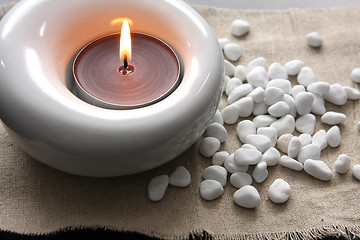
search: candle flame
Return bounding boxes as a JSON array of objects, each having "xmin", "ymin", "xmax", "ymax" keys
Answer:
[{"xmin": 120, "ymin": 18, "xmax": 131, "ymax": 63}]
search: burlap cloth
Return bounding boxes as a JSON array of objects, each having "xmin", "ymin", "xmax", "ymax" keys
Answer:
[{"xmin": 1, "ymin": 2, "xmax": 360, "ymax": 239}]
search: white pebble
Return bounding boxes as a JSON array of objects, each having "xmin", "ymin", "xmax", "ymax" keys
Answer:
[
  {"xmin": 234, "ymin": 65, "xmax": 249, "ymax": 81},
  {"xmin": 321, "ymin": 111, "xmax": 346, "ymax": 125},
  {"xmin": 237, "ymin": 120, "xmax": 256, "ymax": 143},
  {"xmin": 248, "ymin": 57, "xmax": 267, "ymax": 70},
  {"xmin": 199, "ymin": 137, "xmax": 221, "ymax": 157},
  {"xmin": 312, "ymin": 129, "xmax": 327, "ymax": 150},
  {"xmin": 212, "ymin": 151, "xmax": 229, "ymax": 165},
  {"xmin": 230, "ymin": 172, "xmax": 252, "ymax": 188},
  {"xmin": 233, "ymin": 185, "xmax": 261, "ymax": 208},
  {"xmin": 148, "ymin": 174, "xmax": 169, "ymax": 201},
  {"xmin": 211, "ymin": 109, "xmax": 224, "ymax": 125},
  {"xmin": 299, "ymin": 133, "xmax": 312, "ymax": 147},
  {"xmin": 307, "ymin": 82, "xmax": 330, "ymax": 95},
  {"xmin": 245, "ymin": 134, "xmax": 272, "ymax": 153},
  {"xmin": 268, "ymin": 101, "xmax": 290, "ymax": 117},
  {"xmin": 268, "ymin": 63, "xmax": 288, "ymax": 80},
  {"xmin": 231, "ymin": 19, "xmax": 250, "ymax": 37},
  {"xmin": 283, "ymin": 94, "xmax": 297, "ymax": 118},
  {"xmin": 298, "ymin": 143, "xmax": 321, "ymax": 164},
  {"xmin": 265, "ymin": 87, "xmax": 284, "ymax": 105},
  {"xmin": 334, "ymin": 154, "xmax": 351, "ymax": 174},
  {"xmin": 224, "ymin": 60, "xmax": 235, "ymax": 77},
  {"xmin": 200, "ymin": 179, "xmax": 224, "ymax": 200},
  {"xmin": 169, "ymin": 166, "xmax": 191, "ymax": 187},
  {"xmin": 304, "ymin": 159, "xmax": 333, "ymax": 181},
  {"xmin": 227, "ymin": 84, "xmax": 253, "ymax": 104},
  {"xmin": 247, "ymin": 66, "xmax": 269, "ymax": 88},
  {"xmin": 253, "ymin": 102, "xmax": 269, "ymax": 116},
  {"xmin": 295, "ymin": 92, "xmax": 314, "ymax": 115},
  {"xmin": 218, "ymin": 38, "xmax": 229, "ymax": 50},
  {"xmin": 232, "ymin": 97, "xmax": 254, "ymax": 117},
  {"xmin": 253, "ymin": 114, "xmax": 277, "ymax": 128},
  {"xmin": 205, "ymin": 122, "xmax": 228, "ymax": 142},
  {"xmin": 285, "ymin": 59, "xmax": 305, "ymax": 76},
  {"xmin": 280, "ymin": 155, "xmax": 304, "ymax": 171},
  {"xmin": 234, "ymin": 148, "xmax": 262, "ymax": 165},
  {"xmin": 262, "ymin": 147, "xmax": 280, "ymax": 166},
  {"xmin": 343, "ymin": 86, "xmax": 360, "ymax": 100},
  {"xmin": 221, "ymin": 104, "xmax": 239, "ymax": 124},
  {"xmin": 290, "ymin": 85, "xmax": 306, "ymax": 98},
  {"xmin": 351, "ymin": 68, "xmax": 360, "ymax": 83},
  {"xmin": 312, "ymin": 94, "xmax": 326, "ymax": 115},
  {"xmin": 268, "ymin": 179, "xmax": 291, "ymax": 203},
  {"xmin": 241, "ymin": 144, "xmax": 257, "ymax": 150},
  {"xmin": 222, "ymin": 75, "xmax": 230, "ymax": 93},
  {"xmin": 323, "ymin": 84, "xmax": 347, "ymax": 105},
  {"xmin": 224, "ymin": 153, "xmax": 249, "ymax": 173},
  {"xmin": 297, "ymin": 67, "xmax": 316, "ymax": 87},
  {"xmin": 287, "ymin": 136, "xmax": 302, "ymax": 159},
  {"xmin": 295, "ymin": 113, "xmax": 316, "ymax": 135},
  {"xmin": 326, "ymin": 126, "xmax": 341, "ymax": 147},
  {"xmin": 306, "ymin": 32, "xmax": 323, "ymax": 47},
  {"xmin": 224, "ymin": 43, "xmax": 241, "ymax": 61},
  {"xmin": 257, "ymin": 126, "xmax": 277, "ymax": 148},
  {"xmin": 352, "ymin": 165, "xmax": 360, "ymax": 180},
  {"xmin": 202, "ymin": 165, "xmax": 227, "ymax": 187},
  {"xmin": 270, "ymin": 115, "xmax": 295, "ymax": 136},
  {"xmin": 225, "ymin": 77, "xmax": 243, "ymax": 95},
  {"xmin": 277, "ymin": 133, "xmax": 293, "ymax": 153},
  {"xmin": 267, "ymin": 79, "xmax": 292, "ymax": 94},
  {"xmin": 247, "ymin": 86, "xmax": 265, "ymax": 103},
  {"xmin": 253, "ymin": 161, "xmax": 268, "ymax": 183}
]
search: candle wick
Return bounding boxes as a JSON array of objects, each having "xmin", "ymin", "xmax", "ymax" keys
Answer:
[{"xmin": 124, "ymin": 54, "xmax": 128, "ymax": 69}]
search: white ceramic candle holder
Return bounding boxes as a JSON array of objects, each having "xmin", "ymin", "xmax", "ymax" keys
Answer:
[{"xmin": 0, "ymin": 0, "xmax": 223, "ymax": 177}]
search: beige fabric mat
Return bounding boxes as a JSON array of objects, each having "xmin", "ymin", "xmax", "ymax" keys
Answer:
[{"xmin": 1, "ymin": 2, "xmax": 360, "ymax": 239}]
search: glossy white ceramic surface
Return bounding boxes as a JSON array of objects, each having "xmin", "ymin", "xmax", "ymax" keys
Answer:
[{"xmin": 0, "ymin": 0, "xmax": 223, "ymax": 176}]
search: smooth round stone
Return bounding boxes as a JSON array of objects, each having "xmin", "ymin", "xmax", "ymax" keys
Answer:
[
  {"xmin": 222, "ymin": 75, "xmax": 230, "ymax": 93},
  {"xmin": 334, "ymin": 154, "xmax": 351, "ymax": 174},
  {"xmin": 295, "ymin": 113, "xmax": 316, "ymax": 135},
  {"xmin": 211, "ymin": 109, "xmax": 224, "ymax": 125},
  {"xmin": 241, "ymin": 144, "xmax": 257, "ymax": 150},
  {"xmin": 224, "ymin": 43, "xmax": 242, "ymax": 61},
  {"xmin": 268, "ymin": 101, "xmax": 290, "ymax": 117},
  {"xmin": 247, "ymin": 66, "xmax": 269, "ymax": 88},
  {"xmin": 323, "ymin": 84, "xmax": 347, "ymax": 106},
  {"xmin": 253, "ymin": 161, "xmax": 268, "ymax": 183},
  {"xmin": 237, "ymin": 120, "xmax": 256, "ymax": 143},
  {"xmin": 200, "ymin": 179, "xmax": 224, "ymax": 201},
  {"xmin": 307, "ymin": 82, "xmax": 330, "ymax": 95},
  {"xmin": 245, "ymin": 134, "xmax": 272, "ymax": 153},
  {"xmin": 262, "ymin": 147, "xmax": 280, "ymax": 166},
  {"xmin": 205, "ymin": 122, "xmax": 228, "ymax": 143},
  {"xmin": 252, "ymin": 114, "xmax": 277, "ymax": 128},
  {"xmin": 283, "ymin": 94, "xmax": 297, "ymax": 118},
  {"xmin": 287, "ymin": 136, "xmax": 302, "ymax": 159},
  {"xmin": 148, "ymin": 174, "xmax": 169, "ymax": 201},
  {"xmin": 202, "ymin": 165, "xmax": 227, "ymax": 187},
  {"xmin": 304, "ymin": 159, "xmax": 333, "ymax": 181},
  {"xmin": 285, "ymin": 59, "xmax": 304, "ymax": 76},
  {"xmin": 351, "ymin": 68, "xmax": 360, "ymax": 83},
  {"xmin": 352, "ymin": 165, "xmax": 360, "ymax": 181},
  {"xmin": 311, "ymin": 94, "xmax": 326, "ymax": 115},
  {"xmin": 248, "ymin": 57, "xmax": 267, "ymax": 70},
  {"xmin": 306, "ymin": 32, "xmax": 323, "ymax": 47},
  {"xmin": 343, "ymin": 86, "xmax": 360, "ymax": 100},
  {"xmin": 230, "ymin": 172, "xmax": 252, "ymax": 188},
  {"xmin": 231, "ymin": 19, "xmax": 250, "ymax": 37},
  {"xmin": 253, "ymin": 102, "xmax": 269, "ymax": 116},
  {"xmin": 226, "ymin": 77, "xmax": 243, "ymax": 96},
  {"xmin": 321, "ymin": 111, "xmax": 346, "ymax": 125},
  {"xmin": 264, "ymin": 87, "xmax": 284, "ymax": 105},
  {"xmin": 267, "ymin": 79, "xmax": 291, "ymax": 93},
  {"xmin": 280, "ymin": 155, "xmax": 304, "ymax": 171},
  {"xmin": 234, "ymin": 65, "xmax": 249, "ymax": 81},
  {"xmin": 169, "ymin": 166, "xmax": 191, "ymax": 187},
  {"xmin": 234, "ymin": 148, "xmax": 262, "ymax": 165},
  {"xmin": 199, "ymin": 137, "xmax": 221, "ymax": 157},
  {"xmin": 326, "ymin": 126, "xmax": 341, "ymax": 148},
  {"xmin": 268, "ymin": 63, "xmax": 288, "ymax": 80},
  {"xmin": 227, "ymin": 84, "xmax": 253, "ymax": 104},
  {"xmin": 298, "ymin": 143, "xmax": 321, "ymax": 164},
  {"xmin": 224, "ymin": 153, "xmax": 249, "ymax": 173},
  {"xmin": 221, "ymin": 104, "xmax": 240, "ymax": 124},
  {"xmin": 290, "ymin": 85, "xmax": 306, "ymax": 98},
  {"xmin": 232, "ymin": 97, "xmax": 254, "ymax": 117},
  {"xmin": 276, "ymin": 133, "xmax": 294, "ymax": 153},
  {"xmin": 299, "ymin": 133, "xmax": 312, "ymax": 147},
  {"xmin": 312, "ymin": 129, "xmax": 328, "ymax": 150},
  {"xmin": 297, "ymin": 67, "xmax": 316, "ymax": 87},
  {"xmin": 218, "ymin": 38, "xmax": 229, "ymax": 50},
  {"xmin": 295, "ymin": 92, "xmax": 314, "ymax": 115},
  {"xmin": 268, "ymin": 179, "xmax": 291, "ymax": 203},
  {"xmin": 248, "ymin": 86, "xmax": 265, "ymax": 103},
  {"xmin": 224, "ymin": 60, "xmax": 235, "ymax": 77},
  {"xmin": 233, "ymin": 185, "xmax": 261, "ymax": 208},
  {"xmin": 257, "ymin": 126, "xmax": 277, "ymax": 147},
  {"xmin": 269, "ymin": 115, "xmax": 295, "ymax": 136},
  {"xmin": 212, "ymin": 151, "xmax": 229, "ymax": 166}
]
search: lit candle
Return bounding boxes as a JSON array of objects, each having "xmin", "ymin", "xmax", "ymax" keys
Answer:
[{"xmin": 73, "ymin": 19, "xmax": 182, "ymax": 109}]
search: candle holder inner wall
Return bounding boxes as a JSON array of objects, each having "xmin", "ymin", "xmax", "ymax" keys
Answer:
[{"xmin": 0, "ymin": 0, "xmax": 224, "ymax": 177}]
